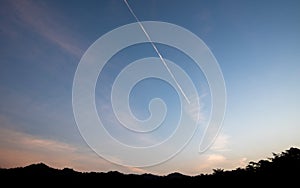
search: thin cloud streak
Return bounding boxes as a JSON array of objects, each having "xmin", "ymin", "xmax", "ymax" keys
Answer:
[
  {"xmin": 0, "ymin": 125, "xmax": 154, "ymax": 174},
  {"xmin": 0, "ymin": 127, "xmax": 103, "ymax": 171},
  {"xmin": 211, "ymin": 133, "xmax": 230, "ymax": 152},
  {"xmin": 9, "ymin": 0, "xmax": 84, "ymax": 58}
]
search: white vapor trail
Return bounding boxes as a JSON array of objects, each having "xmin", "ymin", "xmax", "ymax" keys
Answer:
[{"xmin": 123, "ymin": 0, "xmax": 190, "ymax": 104}]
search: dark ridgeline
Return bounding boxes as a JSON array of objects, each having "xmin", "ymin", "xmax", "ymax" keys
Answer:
[{"xmin": 1, "ymin": 147, "xmax": 299, "ymax": 186}]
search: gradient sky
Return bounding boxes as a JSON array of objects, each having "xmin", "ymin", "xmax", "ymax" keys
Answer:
[{"xmin": 0, "ymin": 0, "xmax": 300, "ymax": 175}]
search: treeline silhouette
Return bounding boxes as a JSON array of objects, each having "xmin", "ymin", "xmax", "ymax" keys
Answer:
[{"xmin": 1, "ymin": 147, "xmax": 299, "ymax": 186}]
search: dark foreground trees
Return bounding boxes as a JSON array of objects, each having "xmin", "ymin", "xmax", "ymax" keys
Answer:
[{"xmin": 1, "ymin": 147, "xmax": 299, "ymax": 186}]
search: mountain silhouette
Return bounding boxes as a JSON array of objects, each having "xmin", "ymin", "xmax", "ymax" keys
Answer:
[{"xmin": 1, "ymin": 147, "xmax": 299, "ymax": 186}]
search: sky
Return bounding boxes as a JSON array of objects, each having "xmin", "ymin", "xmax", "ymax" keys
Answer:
[{"xmin": 0, "ymin": 0, "xmax": 300, "ymax": 175}]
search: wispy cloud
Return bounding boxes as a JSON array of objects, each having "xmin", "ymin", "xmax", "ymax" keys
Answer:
[
  {"xmin": 8, "ymin": 0, "xmax": 84, "ymax": 58},
  {"xmin": 239, "ymin": 157, "xmax": 248, "ymax": 167},
  {"xmin": 0, "ymin": 122, "xmax": 155, "ymax": 174},
  {"xmin": 0, "ymin": 124, "xmax": 109, "ymax": 171},
  {"xmin": 199, "ymin": 153, "xmax": 227, "ymax": 171},
  {"xmin": 2, "ymin": 130, "xmax": 76, "ymax": 165},
  {"xmin": 210, "ymin": 133, "xmax": 230, "ymax": 152},
  {"xmin": 207, "ymin": 154, "xmax": 226, "ymax": 163},
  {"xmin": 126, "ymin": 166, "xmax": 150, "ymax": 174},
  {"xmin": 180, "ymin": 152, "xmax": 249, "ymax": 175},
  {"xmin": 183, "ymin": 94, "xmax": 206, "ymax": 124}
]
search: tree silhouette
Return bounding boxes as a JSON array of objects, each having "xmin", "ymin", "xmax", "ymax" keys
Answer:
[{"xmin": 1, "ymin": 147, "xmax": 299, "ymax": 186}]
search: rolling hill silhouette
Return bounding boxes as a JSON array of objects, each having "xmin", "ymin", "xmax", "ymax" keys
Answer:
[{"xmin": 1, "ymin": 147, "xmax": 299, "ymax": 186}]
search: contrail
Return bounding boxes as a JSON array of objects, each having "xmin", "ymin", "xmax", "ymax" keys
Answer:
[{"xmin": 123, "ymin": 0, "xmax": 190, "ymax": 104}]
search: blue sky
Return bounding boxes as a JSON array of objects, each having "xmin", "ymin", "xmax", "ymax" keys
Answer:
[{"xmin": 0, "ymin": 0, "xmax": 299, "ymax": 175}]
